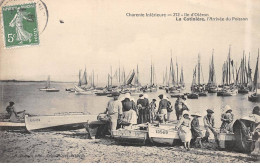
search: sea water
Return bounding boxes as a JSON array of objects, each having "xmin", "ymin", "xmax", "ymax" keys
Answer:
[{"xmin": 0, "ymin": 82, "xmax": 258, "ymax": 128}]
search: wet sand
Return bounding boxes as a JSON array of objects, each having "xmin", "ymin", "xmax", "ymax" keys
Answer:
[{"xmin": 0, "ymin": 130, "xmax": 259, "ymax": 163}]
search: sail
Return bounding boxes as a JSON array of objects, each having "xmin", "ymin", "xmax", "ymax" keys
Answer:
[
  {"xmin": 208, "ymin": 50, "xmax": 216, "ymax": 86},
  {"xmin": 252, "ymin": 52, "xmax": 259, "ymax": 92},
  {"xmin": 127, "ymin": 70, "xmax": 135, "ymax": 85},
  {"xmin": 81, "ymin": 68, "xmax": 88, "ymax": 85},
  {"xmin": 78, "ymin": 70, "xmax": 82, "ymax": 86},
  {"xmin": 180, "ymin": 66, "xmax": 185, "ymax": 86}
]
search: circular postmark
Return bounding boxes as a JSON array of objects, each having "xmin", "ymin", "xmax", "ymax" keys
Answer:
[{"xmin": 0, "ymin": 0, "xmax": 48, "ymax": 34}]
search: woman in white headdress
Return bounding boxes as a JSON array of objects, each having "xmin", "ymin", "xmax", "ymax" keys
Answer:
[{"xmin": 121, "ymin": 93, "xmax": 137, "ymax": 124}]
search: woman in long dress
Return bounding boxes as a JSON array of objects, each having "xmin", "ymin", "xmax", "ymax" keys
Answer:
[
  {"xmin": 191, "ymin": 112, "xmax": 203, "ymax": 148},
  {"xmin": 176, "ymin": 110, "xmax": 192, "ymax": 150}
]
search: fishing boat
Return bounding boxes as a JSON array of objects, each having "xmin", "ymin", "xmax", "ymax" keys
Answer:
[
  {"xmin": 111, "ymin": 124, "xmax": 148, "ymax": 145},
  {"xmin": 248, "ymin": 51, "xmax": 260, "ymax": 102},
  {"xmin": 207, "ymin": 49, "xmax": 218, "ymax": 93},
  {"xmin": 148, "ymin": 123, "xmax": 180, "ymax": 146},
  {"xmin": 217, "ymin": 46, "xmax": 238, "ymax": 96},
  {"xmin": 39, "ymin": 75, "xmax": 59, "ymax": 92},
  {"xmin": 74, "ymin": 68, "xmax": 95, "ymax": 95},
  {"xmin": 236, "ymin": 51, "xmax": 251, "ymax": 94},
  {"xmin": 190, "ymin": 54, "xmax": 208, "ymax": 97},
  {"xmin": 25, "ymin": 112, "xmax": 97, "ymax": 132},
  {"xmin": 166, "ymin": 54, "xmax": 180, "ymax": 94},
  {"xmin": 146, "ymin": 63, "xmax": 157, "ymax": 92},
  {"xmin": 74, "ymin": 84, "xmax": 93, "ymax": 95}
]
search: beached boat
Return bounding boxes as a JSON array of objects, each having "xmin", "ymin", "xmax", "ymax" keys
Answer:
[
  {"xmin": 148, "ymin": 123, "xmax": 180, "ymax": 145},
  {"xmin": 0, "ymin": 121, "xmax": 26, "ymax": 131},
  {"xmin": 0, "ymin": 113, "xmax": 26, "ymax": 131},
  {"xmin": 25, "ymin": 113, "xmax": 97, "ymax": 132},
  {"xmin": 111, "ymin": 124, "xmax": 148, "ymax": 145},
  {"xmin": 39, "ymin": 76, "xmax": 59, "ymax": 92},
  {"xmin": 248, "ymin": 51, "xmax": 260, "ymax": 102}
]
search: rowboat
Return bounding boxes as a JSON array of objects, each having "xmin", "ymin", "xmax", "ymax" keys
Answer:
[
  {"xmin": 0, "ymin": 121, "xmax": 26, "ymax": 131},
  {"xmin": 25, "ymin": 113, "xmax": 97, "ymax": 132},
  {"xmin": 187, "ymin": 93, "xmax": 199, "ymax": 99},
  {"xmin": 248, "ymin": 92, "xmax": 260, "ymax": 102},
  {"xmin": 46, "ymin": 88, "xmax": 60, "ymax": 92},
  {"xmin": 0, "ymin": 113, "xmax": 27, "ymax": 131},
  {"xmin": 148, "ymin": 123, "xmax": 180, "ymax": 145},
  {"xmin": 111, "ymin": 124, "xmax": 148, "ymax": 145}
]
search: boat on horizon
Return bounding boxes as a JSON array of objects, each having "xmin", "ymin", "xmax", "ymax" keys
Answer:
[{"xmin": 39, "ymin": 75, "xmax": 60, "ymax": 92}]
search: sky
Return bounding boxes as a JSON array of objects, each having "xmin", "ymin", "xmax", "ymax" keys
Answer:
[{"xmin": 0, "ymin": 0, "xmax": 260, "ymax": 86}]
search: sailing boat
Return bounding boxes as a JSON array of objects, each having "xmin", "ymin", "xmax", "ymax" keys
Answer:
[
  {"xmin": 74, "ymin": 68, "xmax": 93, "ymax": 95},
  {"xmin": 189, "ymin": 53, "xmax": 207, "ymax": 97},
  {"xmin": 166, "ymin": 54, "xmax": 180, "ymax": 94},
  {"xmin": 237, "ymin": 51, "xmax": 250, "ymax": 94},
  {"xmin": 39, "ymin": 75, "xmax": 59, "ymax": 92},
  {"xmin": 207, "ymin": 49, "xmax": 217, "ymax": 93},
  {"xmin": 248, "ymin": 49, "xmax": 260, "ymax": 102},
  {"xmin": 148, "ymin": 63, "xmax": 157, "ymax": 92},
  {"xmin": 217, "ymin": 46, "xmax": 238, "ymax": 96}
]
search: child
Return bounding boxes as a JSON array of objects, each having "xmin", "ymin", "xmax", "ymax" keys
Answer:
[
  {"xmin": 176, "ymin": 110, "xmax": 192, "ymax": 150},
  {"xmin": 191, "ymin": 112, "xmax": 203, "ymax": 148},
  {"xmin": 149, "ymin": 99, "xmax": 157, "ymax": 123}
]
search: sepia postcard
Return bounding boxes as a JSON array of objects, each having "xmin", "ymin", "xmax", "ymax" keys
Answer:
[{"xmin": 0, "ymin": 0, "xmax": 260, "ymax": 163}]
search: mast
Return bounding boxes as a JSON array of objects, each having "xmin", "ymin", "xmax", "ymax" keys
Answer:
[
  {"xmin": 165, "ymin": 66, "xmax": 168, "ymax": 86},
  {"xmin": 110, "ymin": 66, "xmax": 112, "ymax": 87},
  {"xmin": 228, "ymin": 45, "xmax": 231, "ymax": 85},
  {"xmin": 150, "ymin": 62, "xmax": 153, "ymax": 85},
  {"xmin": 47, "ymin": 75, "xmax": 50, "ymax": 88},
  {"xmin": 176, "ymin": 57, "xmax": 179, "ymax": 85},
  {"xmin": 153, "ymin": 64, "xmax": 155, "ymax": 85},
  {"xmin": 78, "ymin": 70, "xmax": 82, "ymax": 86},
  {"xmin": 253, "ymin": 49, "xmax": 259, "ymax": 93},
  {"xmin": 198, "ymin": 54, "xmax": 201, "ymax": 85}
]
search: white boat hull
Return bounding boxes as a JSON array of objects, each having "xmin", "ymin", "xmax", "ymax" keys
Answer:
[
  {"xmin": 25, "ymin": 114, "xmax": 97, "ymax": 132},
  {"xmin": 0, "ymin": 121, "xmax": 26, "ymax": 131}
]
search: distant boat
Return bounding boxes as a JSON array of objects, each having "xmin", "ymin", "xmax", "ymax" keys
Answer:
[
  {"xmin": 39, "ymin": 75, "xmax": 59, "ymax": 92},
  {"xmin": 217, "ymin": 46, "xmax": 237, "ymax": 97},
  {"xmin": 24, "ymin": 113, "xmax": 97, "ymax": 132},
  {"xmin": 237, "ymin": 51, "xmax": 251, "ymax": 94},
  {"xmin": 248, "ymin": 50, "xmax": 260, "ymax": 102},
  {"xmin": 207, "ymin": 49, "xmax": 217, "ymax": 93}
]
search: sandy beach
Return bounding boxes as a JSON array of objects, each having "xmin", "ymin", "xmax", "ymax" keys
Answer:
[{"xmin": 0, "ymin": 129, "xmax": 259, "ymax": 163}]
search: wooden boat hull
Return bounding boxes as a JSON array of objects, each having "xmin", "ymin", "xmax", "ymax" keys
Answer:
[
  {"xmin": 46, "ymin": 89, "xmax": 59, "ymax": 92},
  {"xmin": 248, "ymin": 93, "xmax": 260, "ymax": 102},
  {"xmin": 25, "ymin": 114, "xmax": 97, "ymax": 132},
  {"xmin": 0, "ymin": 121, "xmax": 26, "ymax": 131},
  {"xmin": 148, "ymin": 124, "xmax": 179, "ymax": 146},
  {"xmin": 111, "ymin": 127, "xmax": 148, "ymax": 145},
  {"xmin": 187, "ymin": 93, "xmax": 199, "ymax": 99}
]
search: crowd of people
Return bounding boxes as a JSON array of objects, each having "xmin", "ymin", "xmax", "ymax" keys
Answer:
[{"xmin": 103, "ymin": 92, "xmax": 260, "ymax": 152}]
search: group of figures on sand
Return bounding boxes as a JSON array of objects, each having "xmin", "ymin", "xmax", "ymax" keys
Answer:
[{"xmin": 102, "ymin": 92, "xmax": 260, "ymax": 154}]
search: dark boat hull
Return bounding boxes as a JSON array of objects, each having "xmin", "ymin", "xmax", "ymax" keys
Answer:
[{"xmin": 187, "ymin": 93, "xmax": 199, "ymax": 99}]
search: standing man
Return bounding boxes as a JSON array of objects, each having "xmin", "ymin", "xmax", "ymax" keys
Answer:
[
  {"xmin": 158, "ymin": 94, "xmax": 168, "ymax": 122},
  {"xmin": 174, "ymin": 96, "xmax": 189, "ymax": 120},
  {"xmin": 137, "ymin": 94, "xmax": 149, "ymax": 124},
  {"xmin": 104, "ymin": 92, "xmax": 122, "ymax": 132},
  {"xmin": 203, "ymin": 109, "xmax": 218, "ymax": 143}
]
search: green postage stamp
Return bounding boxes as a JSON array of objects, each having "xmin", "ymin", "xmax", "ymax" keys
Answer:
[{"xmin": 2, "ymin": 3, "xmax": 39, "ymax": 48}]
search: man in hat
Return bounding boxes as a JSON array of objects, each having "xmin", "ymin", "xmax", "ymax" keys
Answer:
[
  {"xmin": 137, "ymin": 94, "xmax": 149, "ymax": 124},
  {"xmin": 158, "ymin": 94, "xmax": 168, "ymax": 122},
  {"xmin": 104, "ymin": 92, "xmax": 122, "ymax": 132},
  {"xmin": 220, "ymin": 105, "xmax": 234, "ymax": 133},
  {"xmin": 203, "ymin": 109, "xmax": 218, "ymax": 142}
]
